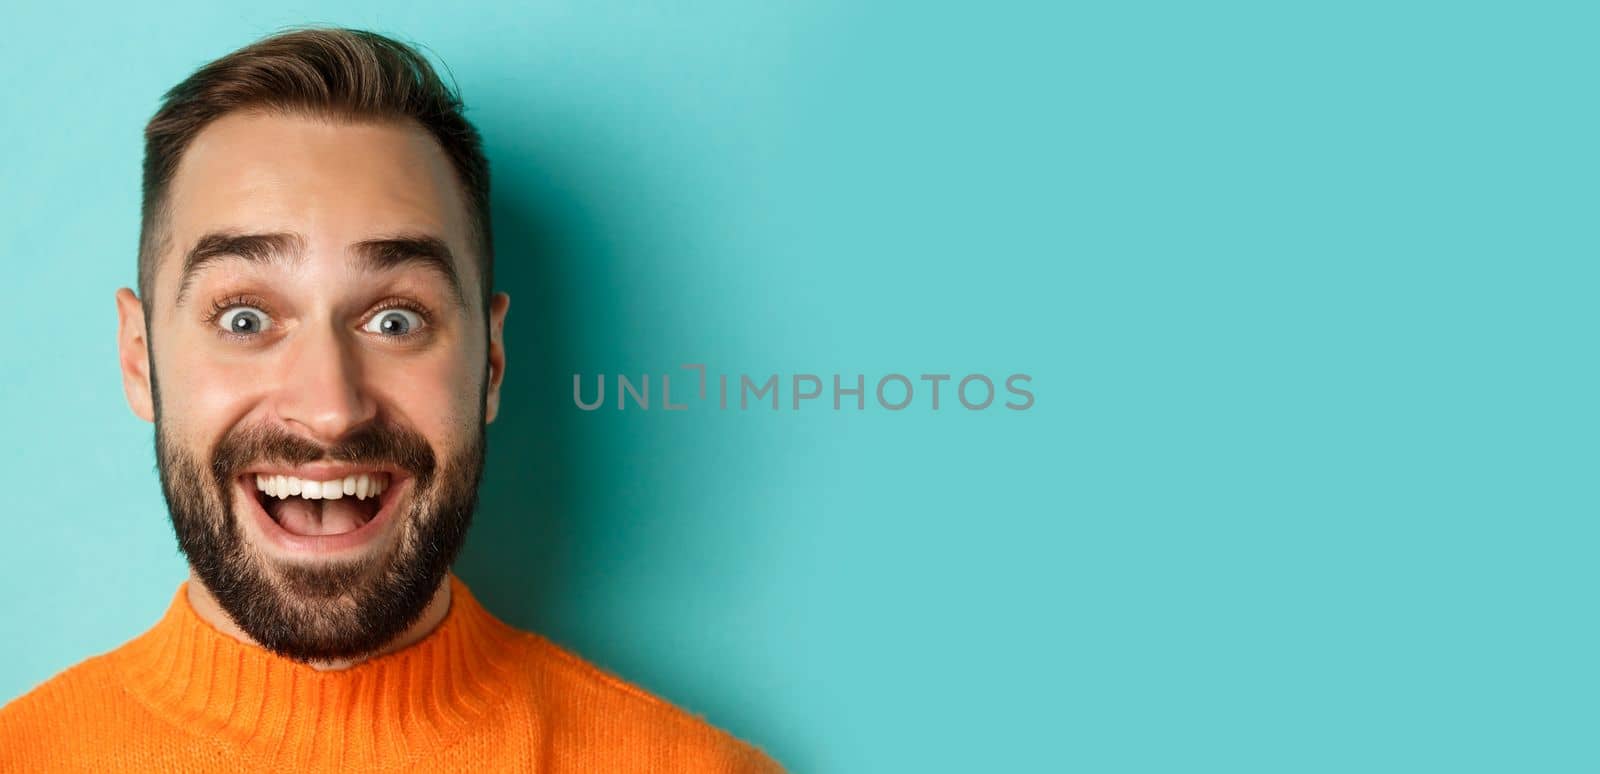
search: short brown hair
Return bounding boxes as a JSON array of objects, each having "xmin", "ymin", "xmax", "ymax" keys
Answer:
[{"xmin": 138, "ymin": 27, "xmax": 492, "ymax": 314}]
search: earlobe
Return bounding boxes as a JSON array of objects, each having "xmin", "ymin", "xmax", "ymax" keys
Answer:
[{"xmin": 115, "ymin": 287, "xmax": 155, "ymax": 423}]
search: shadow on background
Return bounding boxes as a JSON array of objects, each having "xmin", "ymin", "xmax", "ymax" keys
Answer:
[
  {"xmin": 455, "ymin": 170, "xmax": 581, "ymax": 637},
  {"xmin": 450, "ymin": 138, "xmax": 799, "ymax": 768}
]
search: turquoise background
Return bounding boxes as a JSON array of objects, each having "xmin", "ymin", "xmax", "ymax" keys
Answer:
[{"xmin": 1, "ymin": 1, "xmax": 1595, "ymax": 771}]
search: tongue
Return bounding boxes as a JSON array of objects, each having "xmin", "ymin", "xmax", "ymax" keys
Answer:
[{"xmin": 270, "ymin": 498, "xmax": 369, "ymax": 536}]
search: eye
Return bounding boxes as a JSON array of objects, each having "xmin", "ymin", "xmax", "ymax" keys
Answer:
[
  {"xmin": 216, "ymin": 306, "xmax": 272, "ymax": 336},
  {"xmin": 363, "ymin": 308, "xmax": 423, "ymax": 337}
]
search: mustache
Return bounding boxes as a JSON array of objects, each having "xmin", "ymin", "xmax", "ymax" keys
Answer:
[{"xmin": 208, "ymin": 421, "xmax": 437, "ymax": 488}]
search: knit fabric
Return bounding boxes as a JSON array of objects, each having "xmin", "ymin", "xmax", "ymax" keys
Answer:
[{"xmin": 0, "ymin": 574, "xmax": 784, "ymax": 773}]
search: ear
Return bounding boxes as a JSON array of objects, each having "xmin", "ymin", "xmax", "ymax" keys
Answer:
[
  {"xmin": 116, "ymin": 287, "xmax": 155, "ymax": 423},
  {"xmin": 484, "ymin": 292, "xmax": 511, "ymax": 424}
]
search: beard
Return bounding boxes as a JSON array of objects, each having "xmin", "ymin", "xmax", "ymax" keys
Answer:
[{"xmin": 153, "ymin": 413, "xmax": 485, "ymax": 664}]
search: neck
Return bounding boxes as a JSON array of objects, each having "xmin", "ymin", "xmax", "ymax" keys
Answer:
[{"xmin": 184, "ymin": 568, "xmax": 452, "ymax": 671}]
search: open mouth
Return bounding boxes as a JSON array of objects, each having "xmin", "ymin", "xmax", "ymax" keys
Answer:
[{"xmin": 246, "ymin": 471, "xmax": 399, "ymax": 538}]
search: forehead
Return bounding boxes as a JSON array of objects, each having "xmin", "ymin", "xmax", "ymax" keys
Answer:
[{"xmin": 158, "ymin": 110, "xmax": 478, "ymax": 296}]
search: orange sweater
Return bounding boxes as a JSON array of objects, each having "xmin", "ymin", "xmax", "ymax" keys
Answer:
[{"xmin": 0, "ymin": 574, "xmax": 784, "ymax": 772}]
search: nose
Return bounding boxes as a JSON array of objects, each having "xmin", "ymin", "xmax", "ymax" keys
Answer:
[{"xmin": 272, "ymin": 319, "xmax": 378, "ymax": 442}]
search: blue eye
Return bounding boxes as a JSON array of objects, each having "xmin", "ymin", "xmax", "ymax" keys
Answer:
[
  {"xmin": 364, "ymin": 309, "xmax": 422, "ymax": 336},
  {"xmin": 218, "ymin": 306, "xmax": 271, "ymax": 335}
]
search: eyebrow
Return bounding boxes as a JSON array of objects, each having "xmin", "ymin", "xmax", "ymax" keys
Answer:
[{"xmin": 174, "ymin": 230, "xmax": 468, "ymax": 309}]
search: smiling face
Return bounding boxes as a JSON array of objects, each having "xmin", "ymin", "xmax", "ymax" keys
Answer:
[{"xmin": 115, "ymin": 110, "xmax": 509, "ymax": 663}]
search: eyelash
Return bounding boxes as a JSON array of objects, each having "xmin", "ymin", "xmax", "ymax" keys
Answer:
[
  {"xmin": 203, "ymin": 294, "xmax": 271, "ymax": 340},
  {"xmin": 202, "ymin": 295, "xmax": 435, "ymax": 340},
  {"xmin": 363, "ymin": 296, "xmax": 434, "ymax": 339},
  {"xmin": 367, "ymin": 296, "xmax": 431, "ymax": 320}
]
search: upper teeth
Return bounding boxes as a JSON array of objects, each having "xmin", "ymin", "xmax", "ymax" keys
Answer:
[{"xmin": 255, "ymin": 473, "xmax": 389, "ymax": 500}]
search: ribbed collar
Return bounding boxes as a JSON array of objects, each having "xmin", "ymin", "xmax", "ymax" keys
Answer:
[{"xmin": 113, "ymin": 573, "xmax": 524, "ymax": 770}]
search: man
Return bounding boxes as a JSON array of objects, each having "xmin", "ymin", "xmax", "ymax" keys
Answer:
[{"xmin": 0, "ymin": 27, "xmax": 783, "ymax": 773}]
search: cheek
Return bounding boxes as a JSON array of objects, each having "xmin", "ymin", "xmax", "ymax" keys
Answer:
[
  {"xmin": 155, "ymin": 321, "xmax": 485, "ymax": 447},
  {"xmin": 367, "ymin": 350, "xmax": 482, "ymax": 442},
  {"xmin": 153, "ymin": 340, "xmax": 269, "ymax": 440}
]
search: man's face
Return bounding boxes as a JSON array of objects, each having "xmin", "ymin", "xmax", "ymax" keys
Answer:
[{"xmin": 115, "ymin": 111, "xmax": 509, "ymax": 663}]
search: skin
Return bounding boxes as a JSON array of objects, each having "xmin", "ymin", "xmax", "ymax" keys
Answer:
[{"xmin": 114, "ymin": 110, "xmax": 510, "ymax": 670}]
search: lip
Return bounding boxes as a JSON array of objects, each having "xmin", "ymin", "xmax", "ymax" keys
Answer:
[
  {"xmin": 242, "ymin": 463, "xmax": 407, "ymax": 480},
  {"xmin": 236, "ymin": 471, "xmax": 411, "ymax": 556}
]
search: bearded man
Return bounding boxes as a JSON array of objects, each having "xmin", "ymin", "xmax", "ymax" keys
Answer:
[{"xmin": 0, "ymin": 26, "xmax": 782, "ymax": 773}]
